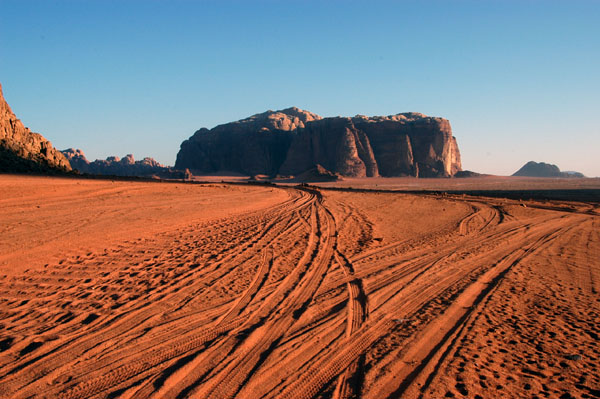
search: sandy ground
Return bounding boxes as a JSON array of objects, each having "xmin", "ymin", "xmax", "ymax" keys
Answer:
[
  {"xmin": 0, "ymin": 175, "xmax": 286, "ymax": 275},
  {"xmin": 312, "ymin": 176, "xmax": 600, "ymax": 191},
  {"xmin": 0, "ymin": 175, "xmax": 598, "ymax": 399}
]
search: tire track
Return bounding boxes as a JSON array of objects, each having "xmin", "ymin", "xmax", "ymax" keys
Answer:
[
  {"xmin": 273, "ymin": 212, "xmax": 582, "ymax": 399},
  {"xmin": 1, "ymin": 184, "xmax": 597, "ymax": 399},
  {"xmin": 332, "ymin": 250, "xmax": 367, "ymax": 399},
  {"xmin": 190, "ymin": 197, "xmax": 336, "ymax": 399},
  {"xmin": 2, "ymin": 188, "xmax": 312, "ymax": 399},
  {"xmin": 388, "ymin": 219, "xmax": 583, "ymax": 399}
]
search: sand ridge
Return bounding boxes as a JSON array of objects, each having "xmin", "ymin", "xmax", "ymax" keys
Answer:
[{"xmin": 0, "ymin": 175, "xmax": 598, "ymax": 398}]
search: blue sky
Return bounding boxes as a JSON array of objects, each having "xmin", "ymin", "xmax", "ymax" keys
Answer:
[{"xmin": 1, "ymin": 0, "xmax": 599, "ymax": 176}]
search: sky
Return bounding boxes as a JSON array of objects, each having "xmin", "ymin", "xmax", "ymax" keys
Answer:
[{"xmin": 1, "ymin": 0, "xmax": 599, "ymax": 176}]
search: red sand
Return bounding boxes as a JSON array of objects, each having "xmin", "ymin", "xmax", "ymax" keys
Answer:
[{"xmin": 0, "ymin": 175, "xmax": 598, "ymax": 399}]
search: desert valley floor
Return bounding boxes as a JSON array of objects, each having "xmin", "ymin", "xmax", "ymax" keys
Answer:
[{"xmin": 0, "ymin": 175, "xmax": 599, "ymax": 399}]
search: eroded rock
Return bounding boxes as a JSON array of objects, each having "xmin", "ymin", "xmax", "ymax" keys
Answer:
[
  {"xmin": 176, "ymin": 108, "xmax": 462, "ymax": 178},
  {"xmin": 0, "ymin": 83, "xmax": 71, "ymax": 173}
]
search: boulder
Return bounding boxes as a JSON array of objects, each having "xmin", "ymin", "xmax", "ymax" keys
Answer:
[{"xmin": 290, "ymin": 164, "xmax": 341, "ymax": 183}]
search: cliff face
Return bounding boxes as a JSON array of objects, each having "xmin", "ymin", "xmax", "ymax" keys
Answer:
[
  {"xmin": 0, "ymin": 83, "xmax": 71, "ymax": 173},
  {"xmin": 175, "ymin": 107, "xmax": 320, "ymax": 175},
  {"xmin": 175, "ymin": 108, "xmax": 462, "ymax": 178},
  {"xmin": 62, "ymin": 149, "xmax": 189, "ymax": 179},
  {"xmin": 280, "ymin": 113, "xmax": 461, "ymax": 177}
]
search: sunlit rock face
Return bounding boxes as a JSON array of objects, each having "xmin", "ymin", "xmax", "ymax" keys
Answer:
[
  {"xmin": 0, "ymin": 83, "xmax": 72, "ymax": 173},
  {"xmin": 176, "ymin": 108, "xmax": 462, "ymax": 178},
  {"xmin": 281, "ymin": 113, "xmax": 461, "ymax": 178}
]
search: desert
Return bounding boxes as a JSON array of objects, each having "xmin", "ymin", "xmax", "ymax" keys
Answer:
[
  {"xmin": 2, "ymin": 2, "xmax": 599, "ymax": 397},
  {"xmin": 0, "ymin": 174, "xmax": 598, "ymax": 399}
]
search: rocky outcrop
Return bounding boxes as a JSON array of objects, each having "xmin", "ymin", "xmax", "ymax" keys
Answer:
[
  {"xmin": 512, "ymin": 161, "xmax": 585, "ymax": 178},
  {"xmin": 561, "ymin": 171, "xmax": 585, "ymax": 178},
  {"xmin": 281, "ymin": 113, "xmax": 461, "ymax": 177},
  {"xmin": 455, "ymin": 170, "xmax": 484, "ymax": 178},
  {"xmin": 61, "ymin": 148, "xmax": 89, "ymax": 172},
  {"xmin": 288, "ymin": 164, "xmax": 341, "ymax": 183},
  {"xmin": 176, "ymin": 108, "xmax": 461, "ymax": 178},
  {"xmin": 279, "ymin": 116, "xmax": 379, "ymax": 178},
  {"xmin": 62, "ymin": 149, "xmax": 189, "ymax": 179},
  {"xmin": 175, "ymin": 107, "xmax": 320, "ymax": 175},
  {"xmin": 0, "ymin": 83, "xmax": 71, "ymax": 173}
]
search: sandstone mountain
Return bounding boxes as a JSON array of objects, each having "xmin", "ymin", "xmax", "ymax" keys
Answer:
[
  {"xmin": 512, "ymin": 161, "xmax": 585, "ymax": 178},
  {"xmin": 0, "ymin": 83, "xmax": 71, "ymax": 173},
  {"xmin": 62, "ymin": 149, "xmax": 190, "ymax": 179},
  {"xmin": 176, "ymin": 108, "xmax": 461, "ymax": 178},
  {"xmin": 176, "ymin": 108, "xmax": 321, "ymax": 176}
]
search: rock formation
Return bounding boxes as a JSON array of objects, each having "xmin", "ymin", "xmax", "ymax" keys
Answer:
[
  {"xmin": 176, "ymin": 108, "xmax": 461, "ymax": 178},
  {"xmin": 61, "ymin": 148, "xmax": 89, "ymax": 172},
  {"xmin": 454, "ymin": 170, "xmax": 484, "ymax": 178},
  {"xmin": 175, "ymin": 107, "xmax": 320, "ymax": 176},
  {"xmin": 0, "ymin": 83, "xmax": 71, "ymax": 173},
  {"xmin": 512, "ymin": 161, "xmax": 584, "ymax": 178},
  {"xmin": 288, "ymin": 164, "xmax": 341, "ymax": 183},
  {"xmin": 281, "ymin": 113, "xmax": 461, "ymax": 178},
  {"xmin": 62, "ymin": 149, "xmax": 189, "ymax": 179}
]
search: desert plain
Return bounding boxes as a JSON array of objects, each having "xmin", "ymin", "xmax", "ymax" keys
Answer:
[{"xmin": 0, "ymin": 175, "xmax": 599, "ymax": 399}]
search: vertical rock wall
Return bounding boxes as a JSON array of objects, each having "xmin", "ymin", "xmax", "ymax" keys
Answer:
[{"xmin": 176, "ymin": 108, "xmax": 462, "ymax": 178}]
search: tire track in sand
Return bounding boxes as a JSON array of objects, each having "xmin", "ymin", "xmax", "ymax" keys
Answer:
[{"xmin": 332, "ymin": 250, "xmax": 368, "ymax": 399}]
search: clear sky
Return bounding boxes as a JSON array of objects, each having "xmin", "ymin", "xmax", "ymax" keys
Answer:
[{"xmin": 1, "ymin": 0, "xmax": 599, "ymax": 176}]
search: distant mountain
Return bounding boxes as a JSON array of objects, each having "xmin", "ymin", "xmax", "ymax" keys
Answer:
[
  {"xmin": 562, "ymin": 171, "xmax": 586, "ymax": 178},
  {"xmin": 62, "ymin": 148, "xmax": 190, "ymax": 179},
  {"xmin": 454, "ymin": 170, "xmax": 485, "ymax": 178},
  {"xmin": 0, "ymin": 83, "xmax": 71, "ymax": 173},
  {"xmin": 176, "ymin": 108, "xmax": 462, "ymax": 178},
  {"xmin": 512, "ymin": 161, "xmax": 585, "ymax": 178}
]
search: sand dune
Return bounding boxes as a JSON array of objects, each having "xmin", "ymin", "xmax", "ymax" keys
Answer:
[{"xmin": 0, "ymin": 175, "xmax": 598, "ymax": 398}]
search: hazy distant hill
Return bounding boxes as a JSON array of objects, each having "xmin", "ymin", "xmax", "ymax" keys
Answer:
[{"xmin": 512, "ymin": 161, "xmax": 584, "ymax": 178}]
